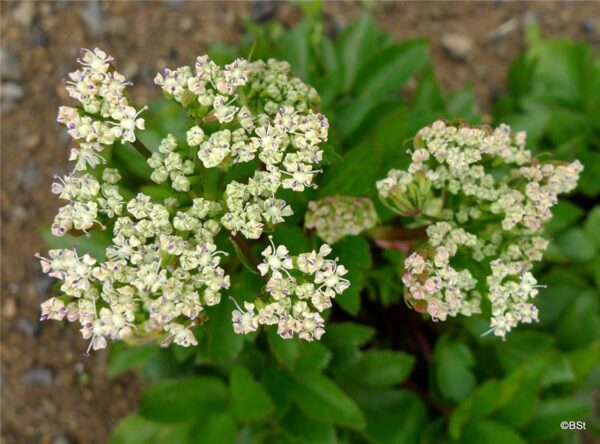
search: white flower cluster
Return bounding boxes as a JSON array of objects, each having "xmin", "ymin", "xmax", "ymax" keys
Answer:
[
  {"xmin": 38, "ymin": 49, "xmax": 343, "ymax": 352},
  {"xmin": 305, "ymin": 196, "xmax": 378, "ymax": 243},
  {"xmin": 379, "ymin": 121, "xmax": 582, "ymax": 338},
  {"xmin": 232, "ymin": 238, "xmax": 350, "ymax": 341},
  {"xmin": 58, "ymin": 48, "xmax": 146, "ymax": 171},
  {"xmin": 38, "ymin": 195, "xmax": 229, "ymax": 352},
  {"xmin": 153, "ymin": 55, "xmax": 328, "ymax": 240}
]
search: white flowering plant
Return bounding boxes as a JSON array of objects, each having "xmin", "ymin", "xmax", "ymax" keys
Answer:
[{"xmin": 40, "ymin": 10, "xmax": 599, "ymax": 444}]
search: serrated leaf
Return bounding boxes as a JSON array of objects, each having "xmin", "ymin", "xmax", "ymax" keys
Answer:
[
  {"xmin": 555, "ymin": 228, "xmax": 597, "ymax": 262},
  {"xmin": 434, "ymin": 336, "xmax": 476, "ymax": 403},
  {"xmin": 292, "ymin": 374, "xmax": 366, "ymax": 428},
  {"xmin": 355, "ymin": 389, "xmax": 427, "ymax": 444},
  {"xmin": 280, "ymin": 20, "xmax": 311, "ymax": 81},
  {"xmin": 336, "ymin": 350, "xmax": 414, "ymax": 388},
  {"xmin": 140, "ymin": 376, "xmax": 228, "ymax": 423},
  {"xmin": 337, "ymin": 12, "xmax": 377, "ymax": 91},
  {"xmin": 322, "ymin": 322, "xmax": 375, "ymax": 349},
  {"xmin": 267, "ymin": 328, "xmax": 300, "ymax": 369},
  {"xmin": 198, "ymin": 298, "xmax": 244, "ymax": 363},
  {"xmin": 296, "ymin": 342, "xmax": 332, "ymax": 374},
  {"xmin": 330, "ymin": 236, "xmax": 372, "ymax": 316},
  {"xmin": 555, "ymin": 290, "xmax": 600, "ymax": 350},
  {"xmin": 523, "ymin": 397, "xmax": 590, "ymax": 441},
  {"xmin": 493, "ymin": 391, "xmax": 538, "ymax": 429},
  {"xmin": 462, "ymin": 420, "xmax": 526, "ymax": 444},
  {"xmin": 353, "ymin": 39, "xmax": 429, "ymax": 98},
  {"xmin": 544, "ymin": 201, "xmax": 583, "ymax": 235},
  {"xmin": 107, "ymin": 343, "xmax": 159, "ymax": 379},
  {"xmin": 230, "ymin": 366, "xmax": 274, "ymax": 422},
  {"xmin": 111, "ymin": 414, "xmax": 192, "ymax": 444},
  {"xmin": 190, "ymin": 411, "xmax": 237, "ymax": 444},
  {"xmin": 584, "ymin": 206, "xmax": 600, "ymax": 247},
  {"xmin": 280, "ymin": 407, "xmax": 337, "ymax": 444}
]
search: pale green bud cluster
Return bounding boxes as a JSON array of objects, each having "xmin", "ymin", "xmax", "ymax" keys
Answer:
[{"xmin": 305, "ymin": 196, "xmax": 378, "ymax": 243}]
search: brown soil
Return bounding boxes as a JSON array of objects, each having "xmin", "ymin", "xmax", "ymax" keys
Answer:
[{"xmin": 1, "ymin": 1, "xmax": 598, "ymax": 443}]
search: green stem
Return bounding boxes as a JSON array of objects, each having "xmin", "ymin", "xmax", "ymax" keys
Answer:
[
  {"xmin": 370, "ymin": 225, "xmax": 428, "ymax": 242},
  {"xmin": 230, "ymin": 234, "xmax": 262, "ymax": 276},
  {"xmin": 131, "ymin": 138, "xmax": 152, "ymax": 158}
]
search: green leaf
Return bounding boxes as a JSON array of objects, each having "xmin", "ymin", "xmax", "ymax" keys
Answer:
[
  {"xmin": 449, "ymin": 380, "xmax": 501, "ymax": 439},
  {"xmin": 230, "ymin": 366, "xmax": 274, "ymax": 422},
  {"xmin": 495, "ymin": 331, "xmax": 554, "ymax": 373},
  {"xmin": 537, "ymin": 271, "xmax": 586, "ymax": 328},
  {"xmin": 190, "ymin": 411, "xmax": 237, "ymax": 444},
  {"xmin": 336, "ymin": 12, "xmax": 377, "ymax": 91},
  {"xmin": 446, "ymin": 84, "xmax": 478, "ymax": 121},
  {"xmin": 353, "ymin": 39, "xmax": 428, "ymax": 98},
  {"xmin": 461, "ymin": 420, "xmax": 526, "ymax": 444},
  {"xmin": 493, "ymin": 391, "xmax": 538, "ymax": 429},
  {"xmin": 555, "ymin": 290, "xmax": 600, "ymax": 350},
  {"xmin": 523, "ymin": 397, "xmax": 590, "ymax": 441},
  {"xmin": 42, "ymin": 228, "xmax": 111, "ymax": 261},
  {"xmin": 111, "ymin": 414, "xmax": 192, "ymax": 444},
  {"xmin": 260, "ymin": 365, "xmax": 296, "ymax": 413},
  {"xmin": 584, "ymin": 206, "xmax": 600, "ymax": 247},
  {"xmin": 322, "ymin": 322, "xmax": 375, "ymax": 371},
  {"xmin": 296, "ymin": 342, "xmax": 332, "ymax": 374},
  {"xmin": 544, "ymin": 201, "xmax": 583, "ymax": 235},
  {"xmin": 330, "ymin": 236, "xmax": 372, "ymax": 315},
  {"xmin": 322, "ymin": 322, "xmax": 375, "ymax": 349},
  {"xmin": 434, "ymin": 336, "xmax": 476, "ymax": 403},
  {"xmin": 412, "ymin": 64, "xmax": 444, "ymax": 112},
  {"xmin": 280, "ymin": 407, "xmax": 337, "ymax": 444},
  {"xmin": 333, "ymin": 98, "xmax": 378, "ymax": 141},
  {"xmin": 107, "ymin": 343, "xmax": 159, "ymax": 379},
  {"xmin": 319, "ymin": 142, "xmax": 380, "ymax": 197},
  {"xmin": 355, "ymin": 389, "xmax": 428, "ymax": 444},
  {"xmin": 198, "ymin": 298, "xmax": 244, "ymax": 363},
  {"xmin": 540, "ymin": 353, "xmax": 576, "ymax": 387},
  {"xmin": 280, "ymin": 20, "xmax": 311, "ymax": 81},
  {"xmin": 292, "ymin": 374, "xmax": 366, "ymax": 428},
  {"xmin": 267, "ymin": 328, "xmax": 300, "ymax": 369},
  {"xmin": 140, "ymin": 376, "xmax": 228, "ymax": 423},
  {"xmin": 336, "ymin": 350, "xmax": 414, "ymax": 388},
  {"xmin": 555, "ymin": 228, "xmax": 597, "ymax": 262}
]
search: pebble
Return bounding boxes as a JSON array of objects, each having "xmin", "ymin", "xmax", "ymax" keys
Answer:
[
  {"xmin": 1, "ymin": 82, "xmax": 25, "ymax": 113},
  {"xmin": 53, "ymin": 437, "xmax": 72, "ymax": 444},
  {"xmin": 17, "ymin": 317, "xmax": 41, "ymax": 337},
  {"xmin": 15, "ymin": 160, "xmax": 40, "ymax": 191},
  {"xmin": 249, "ymin": 1, "xmax": 276, "ymax": 23},
  {"xmin": 580, "ymin": 18, "xmax": 597, "ymax": 34},
  {"xmin": 13, "ymin": 1, "xmax": 35, "ymax": 28},
  {"xmin": 31, "ymin": 24, "xmax": 49, "ymax": 47},
  {"xmin": 165, "ymin": 0, "xmax": 185, "ymax": 8},
  {"xmin": 3, "ymin": 298, "xmax": 17, "ymax": 319},
  {"xmin": 441, "ymin": 33, "xmax": 474, "ymax": 61},
  {"xmin": 79, "ymin": 1, "xmax": 106, "ymax": 38},
  {"xmin": 11, "ymin": 205, "xmax": 29, "ymax": 222},
  {"xmin": 24, "ymin": 367, "xmax": 54, "ymax": 385},
  {"xmin": 106, "ymin": 16, "xmax": 127, "ymax": 37},
  {"xmin": 0, "ymin": 50, "xmax": 22, "ymax": 82}
]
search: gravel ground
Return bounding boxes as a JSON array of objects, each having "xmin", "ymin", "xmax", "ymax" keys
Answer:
[{"xmin": 1, "ymin": 1, "xmax": 598, "ymax": 443}]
